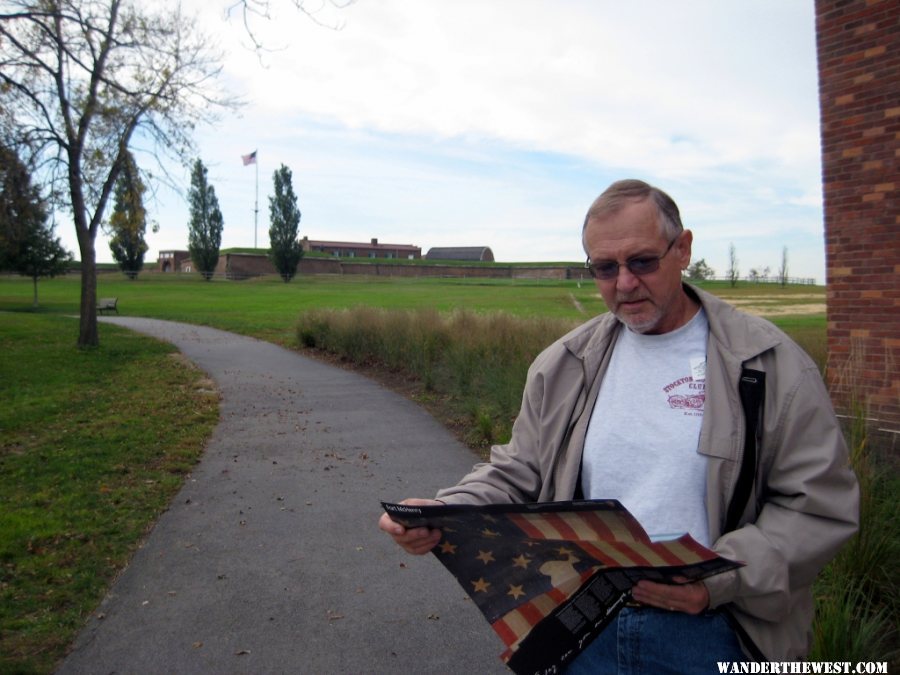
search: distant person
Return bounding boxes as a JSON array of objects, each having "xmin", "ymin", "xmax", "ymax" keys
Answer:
[{"xmin": 379, "ymin": 179, "xmax": 859, "ymax": 672}]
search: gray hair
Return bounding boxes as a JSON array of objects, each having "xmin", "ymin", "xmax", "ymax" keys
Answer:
[{"xmin": 581, "ymin": 179, "xmax": 684, "ymax": 253}]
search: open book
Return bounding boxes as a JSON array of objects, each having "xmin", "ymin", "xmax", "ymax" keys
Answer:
[{"xmin": 382, "ymin": 499, "xmax": 742, "ymax": 675}]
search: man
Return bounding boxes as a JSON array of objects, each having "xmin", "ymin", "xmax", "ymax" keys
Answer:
[{"xmin": 379, "ymin": 179, "xmax": 859, "ymax": 671}]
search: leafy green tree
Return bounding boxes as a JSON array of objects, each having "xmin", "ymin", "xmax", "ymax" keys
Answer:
[
  {"xmin": 686, "ymin": 258, "xmax": 715, "ymax": 281},
  {"xmin": 0, "ymin": 145, "xmax": 72, "ymax": 305},
  {"xmin": 107, "ymin": 151, "xmax": 148, "ymax": 279},
  {"xmin": 187, "ymin": 159, "xmax": 223, "ymax": 281},
  {"xmin": 14, "ymin": 219, "xmax": 73, "ymax": 307},
  {"xmin": 268, "ymin": 164, "xmax": 304, "ymax": 282},
  {"xmin": 0, "ymin": 144, "xmax": 41, "ymax": 269},
  {"xmin": 0, "ymin": 0, "xmax": 234, "ymax": 345}
]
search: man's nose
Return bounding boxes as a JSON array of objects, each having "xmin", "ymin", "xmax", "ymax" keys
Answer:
[{"xmin": 615, "ymin": 264, "xmax": 641, "ymax": 292}]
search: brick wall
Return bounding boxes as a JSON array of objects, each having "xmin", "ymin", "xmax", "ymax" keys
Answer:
[
  {"xmin": 217, "ymin": 253, "xmax": 277, "ymax": 279},
  {"xmin": 816, "ymin": 0, "xmax": 899, "ymax": 431}
]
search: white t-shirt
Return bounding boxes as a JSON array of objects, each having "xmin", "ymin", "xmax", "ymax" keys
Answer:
[{"xmin": 580, "ymin": 308, "xmax": 710, "ymax": 546}]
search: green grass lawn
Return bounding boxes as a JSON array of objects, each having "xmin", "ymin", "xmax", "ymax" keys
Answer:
[
  {"xmin": 0, "ymin": 272, "xmax": 826, "ymax": 353},
  {"xmin": 0, "ymin": 313, "xmax": 219, "ymax": 674}
]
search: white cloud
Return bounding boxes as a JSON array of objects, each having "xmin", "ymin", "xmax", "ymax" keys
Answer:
[{"xmin": 64, "ymin": 0, "xmax": 827, "ymax": 282}]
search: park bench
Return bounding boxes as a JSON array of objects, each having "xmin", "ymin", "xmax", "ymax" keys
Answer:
[{"xmin": 97, "ymin": 297, "xmax": 118, "ymax": 314}]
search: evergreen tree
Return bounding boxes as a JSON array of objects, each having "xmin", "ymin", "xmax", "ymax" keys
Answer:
[
  {"xmin": 267, "ymin": 164, "xmax": 304, "ymax": 282},
  {"xmin": 15, "ymin": 219, "xmax": 73, "ymax": 307},
  {"xmin": 0, "ymin": 145, "xmax": 72, "ymax": 305},
  {"xmin": 107, "ymin": 151, "xmax": 148, "ymax": 279},
  {"xmin": 187, "ymin": 159, "xmax": 223, "ymax": 280},
  {"xmin": 0, "ymin": 145, "xmax": 41, "ymax": 269}
]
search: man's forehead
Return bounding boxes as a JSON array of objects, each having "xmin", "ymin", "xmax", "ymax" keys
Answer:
[
  {"xmin": 585, "ymin": 201, "xmax": 664, "ymax": 248},
  {"xmin": 587, "ymin": 196, "xmax": 657, "ymax": 225}
]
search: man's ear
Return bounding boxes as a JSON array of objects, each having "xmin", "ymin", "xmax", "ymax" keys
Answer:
[{"xmin": 678, "ymin": 230, "xmax": 693, "ymax": 269}]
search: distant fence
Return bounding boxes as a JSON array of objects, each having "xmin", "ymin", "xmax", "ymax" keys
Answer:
[{"xmin": 700, "ymin": 275, "xmax": 817, "ymax": 286}]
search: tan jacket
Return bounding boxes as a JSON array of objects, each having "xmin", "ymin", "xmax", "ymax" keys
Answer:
[{"xmin": 437, "ymin": 284, "xmax": 859, "ymax": 659}]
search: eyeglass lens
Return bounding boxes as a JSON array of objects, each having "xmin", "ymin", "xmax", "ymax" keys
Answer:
[
  {"xmin": 586, "ymin": 237, "xmax": 677, "ymax": 280},
  {"xmin": 589, "ymin": 257, "xmax": 660, "ymax": 280}
]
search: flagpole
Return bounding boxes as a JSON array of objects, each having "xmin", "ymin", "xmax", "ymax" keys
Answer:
[{"xmin": 254, "ymin": 155, "xmax": 259, "ymax": 249}]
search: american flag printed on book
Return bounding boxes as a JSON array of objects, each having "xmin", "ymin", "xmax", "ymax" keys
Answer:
[{"xmin": 382, "ymin": 499, "xmax": 742, "ymax": 675}]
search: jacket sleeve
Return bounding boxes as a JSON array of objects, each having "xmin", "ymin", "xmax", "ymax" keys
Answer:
[
  {"xmin": 704, "ymin": 364, "xmax": 860, "ymax": 621},
  {"xmin": 436, "ymin": 345, "xmax": 577, "ymax": 505}
]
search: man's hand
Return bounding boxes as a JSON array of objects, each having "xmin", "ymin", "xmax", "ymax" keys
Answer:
[
  {"xmin": 378, "ymin": 498, "xmax": 443, "ymax": 555},
  {"xmin": 630, "ymin": 577, "xmax": 710, "ymax": 614}
]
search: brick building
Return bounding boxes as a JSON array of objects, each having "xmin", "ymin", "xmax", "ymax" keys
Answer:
[
  {"xmin": 301, "ymin": 237, "xmax": 421, "ymax": 260},
  {"xmin": 816, "ymin": 0, "xmax": 899, "ymax": 433},
  {"xmin": 157, "ymin": 250, "xmax": 190, "ymax": 272}
]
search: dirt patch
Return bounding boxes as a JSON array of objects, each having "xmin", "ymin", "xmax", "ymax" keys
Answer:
[
  {"xmin": 568, "ymin": 293, "xmax": 586, "ymax": 314},
  {"xmin": 722, "ymin": 294, "xmax": 826, "ymax": 316},
  {"xmin": 726, "ymin": 294, "xmax": 824, "ymax": 301},
  {"xmin": 737, "ymin": 303, "xmax": 826, "ymax": 316},
  {"xmin": 168, "ymin": 352, "xmax": 219, "ymax": 395}
]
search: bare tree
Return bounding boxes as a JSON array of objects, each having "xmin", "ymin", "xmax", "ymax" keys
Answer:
[
  {"xmin": 228, "ymin": 0, "xmax": 355, "ymax": 51},
  {"xmin": 779, "ymin": 246, "xmax": 789, "ymax": 287},
  {"xmin": 0, "ymin": 0, "xmax": 235, "ymax": 346},
  {"xmin": 727, "ymin": 243, "xmax": 739, "ymax": 288}
]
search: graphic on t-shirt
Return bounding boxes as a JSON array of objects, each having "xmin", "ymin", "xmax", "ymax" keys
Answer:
[{"xmin": 663, "ymin": 361, "xmax": 706, "ymax": 416}]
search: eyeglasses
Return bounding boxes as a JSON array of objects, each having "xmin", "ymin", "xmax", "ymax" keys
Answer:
[{"xmin": 585, "ymin": 236, "xmax": 678, "ymax": 280}]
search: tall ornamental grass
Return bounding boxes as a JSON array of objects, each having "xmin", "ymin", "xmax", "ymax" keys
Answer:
[
  {"xmin": 810, "ymin": 399, "xmax": 899, "ymax": 665},
  {"xmin": 297, "ymin": 307, "xmax": 577, "ymax": 448}
]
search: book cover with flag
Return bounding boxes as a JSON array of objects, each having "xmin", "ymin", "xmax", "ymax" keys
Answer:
[
  {"xmin": 382, "ymin": 499, "xmax": 742, "ymax": 675},
  {"xmin": 241, "ymin": 150, "xmax": 257, "ymax": 166}
]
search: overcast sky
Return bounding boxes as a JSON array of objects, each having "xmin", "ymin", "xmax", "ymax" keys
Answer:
[{"xmin": 70, "ymin": 0, "xmax": 827, "ymax": 282}]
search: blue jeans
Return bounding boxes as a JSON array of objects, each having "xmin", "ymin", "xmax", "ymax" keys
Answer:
[{"xmin": 565, "ymin": 607, "xmax": 746, "ymax": 675}]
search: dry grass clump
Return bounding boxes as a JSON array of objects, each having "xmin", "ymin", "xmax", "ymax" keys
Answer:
[{"xmin": 297, "ymin": 307, "xmax": 576, "ymax": 447}]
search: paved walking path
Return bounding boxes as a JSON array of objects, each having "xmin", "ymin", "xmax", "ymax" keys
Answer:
[{"xmin": 59, "ymin": 318, "xmax": 507, "ymax": 674}]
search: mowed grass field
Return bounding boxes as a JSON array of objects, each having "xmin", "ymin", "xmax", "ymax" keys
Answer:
[
  {"xmin": 0, "ymin": 271, "xmax": 827, "ymax": 356},
  {"xmin": 0, "ymin": 310, "xmax": 219, "ymax": 674},
  {"xmin": 0, "ymin": 271, "xmax": 843, "ymax": 672}
]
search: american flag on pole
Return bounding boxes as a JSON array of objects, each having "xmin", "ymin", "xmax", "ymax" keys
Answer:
[
  {"xmin": 382, "ymin": 500, "xmax": 742, "ymax": 675},
  {"xmin": 241, "ymin": 150, "xmax": 257, "ymax": 166}
]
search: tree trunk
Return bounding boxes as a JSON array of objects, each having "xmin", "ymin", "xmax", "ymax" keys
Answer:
[
  {"xmin": 77, "ymin": 231, "xmax": 99, "ymax": 347},
  {"xmin": 32, "ymin": 276, "xmax": 38, "ymax": 308}
]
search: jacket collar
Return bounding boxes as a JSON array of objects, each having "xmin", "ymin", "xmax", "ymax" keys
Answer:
[
  {"xmin": 563, "ymin": 283, "xmax": 781, "ymax": 366},
  {"xmin": 687, "ymin": 284, "xmax": 781, "ymax": 363}
]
